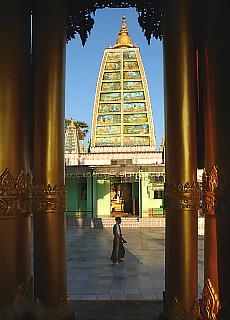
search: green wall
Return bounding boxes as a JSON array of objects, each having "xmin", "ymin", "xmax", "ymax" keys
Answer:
[
  {"xmin": 140, "ymin": 173, "xmax": 163, "ymax": 217},
  {"xmin": 66, "ymin": 178, "xmax": 88, "ymax": 217},
  {"xmin": 96, "ymin": 178, "xmax": 110, "ymax": 217}
]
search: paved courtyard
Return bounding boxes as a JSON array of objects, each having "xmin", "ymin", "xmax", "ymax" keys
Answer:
[{"xmin": 66, "ymin": 227, "xmax": 204, "ymax": 301}]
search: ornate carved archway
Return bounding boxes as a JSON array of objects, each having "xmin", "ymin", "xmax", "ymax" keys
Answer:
[{"xmin": 65, "ymin": 1, "xmax": 163, "ymax": 45}]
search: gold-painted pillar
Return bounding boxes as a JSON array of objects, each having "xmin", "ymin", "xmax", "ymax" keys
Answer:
[
  {"xmin": 0, "ymin": 0, "xmax": 32, "ymax": 311},
  {"xmin": 204, "ymin": 0, "xmax": 230, "ymax": 317},
  {"xmin": 33, "ymin": 0, "xmax": 72, "ymax": 318},
  {"xmin": 201, "ymin": 40, "xmax": 220, "ymax": 318},
  {"xmin": 163, "ymin": 0, "xmax": 200, "ymax": 318}
]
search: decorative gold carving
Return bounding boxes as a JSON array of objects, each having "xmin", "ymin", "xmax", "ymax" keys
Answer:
[
  {"xmin": 12, "ymin": 282, "xmax": 33, "ymax": 304},
  {"xmin": 164, "ymin": 181, "xmax": 200, "ymax": 210},
  {"xmin": 0, "ymin": 281, "xmax": 37, "ymax": 319},
  {"xmin": 66, "ymin": 1, "xmax": 163, "ymax": 45},
  {"xmin": 0, "ymin": 280, "xmax": 70, "ymax": 320},
  {"xmin": 32, "ymin": 294, "xmax": 70, "ymax": 320},
  {"xmin": 0, "ymin": 168, "xmax": 32, "ymax": 216},
  {"xmin": 203, "ymin": 166, "xmax": 218, "ymax": 193},
  {"xmin": 164, "ymin": 296, "xmax": 200, "ymax": 320},
  {"xmin": 51, "ymin": 293, "xmax": 70, "ymax": 319},
  {"xmin": 202, "ymin": 279, "xmax": 220, "ymax": 319},
  {"xmin": 32, "ymin": 184, "xmax": 66, "ymax": 213},
  {"xmin": 202, "ymin": 166, "xmax": 218, "ymax": 215},
  {"xmin": 202, "ymin": 166, "xmax": 230, "ymax": 214}
]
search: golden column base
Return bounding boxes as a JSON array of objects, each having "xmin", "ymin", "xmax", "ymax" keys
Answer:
[
  {"xmin": 0, "ymin": 169, "xmax": 32, "ymax": 307},
  {"xmin": 164, "ymin": 182, "xmax": 200, "ymax": 319},
  {"xmin": 32, "ymin": 184, "xmax": 70, "ymax": 319},
  {"xmin": 0, "ymin": 281, "xmax": 75, "ymax": 320},
  {"xmin": 164, "ymin": 295, "xmax": 200, "ymax": 320}
]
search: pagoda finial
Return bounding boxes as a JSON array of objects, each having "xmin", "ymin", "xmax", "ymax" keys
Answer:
[
  {"xmin": 113, "ymin": 16, "xmax": 133, "ymax": 48},
  {"xmin": 69, "ymin": 116, "xmax": 75, "ymax": 129}
]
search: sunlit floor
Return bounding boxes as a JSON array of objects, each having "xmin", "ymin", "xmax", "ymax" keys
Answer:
[{"xmin": 65, "ymin": 227, "xmax": 204, "ymax": 301}]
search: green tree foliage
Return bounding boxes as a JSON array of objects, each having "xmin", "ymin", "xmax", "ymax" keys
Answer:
[{"xmin": 65, "ymin": 119, "xmax": 89, "ymax": 140}]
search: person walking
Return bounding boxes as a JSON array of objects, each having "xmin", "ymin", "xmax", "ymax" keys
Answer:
[{"xmin": 110, "ymin": 216, "xmax": 125, "ymax": 264}]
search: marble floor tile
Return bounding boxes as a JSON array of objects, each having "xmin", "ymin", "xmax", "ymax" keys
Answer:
[{"xmin": 66, "ymin": 227, "xmax": 204, "ymax": 301}]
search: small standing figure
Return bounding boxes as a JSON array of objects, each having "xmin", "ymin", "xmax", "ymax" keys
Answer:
[{"xmin": 111, "ymin": 217, "xmax": 125, "ymax": 264}]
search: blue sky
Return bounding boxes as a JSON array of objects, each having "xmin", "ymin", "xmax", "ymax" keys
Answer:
[{"xmin": 65, "ymin": 8, "xmax": 164, "ymax": 149}]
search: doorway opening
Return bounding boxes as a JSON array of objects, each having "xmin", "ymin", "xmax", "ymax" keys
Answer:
[{"xmin": 110, "ymin": 180, "xmax": 139, "ymax": 217}]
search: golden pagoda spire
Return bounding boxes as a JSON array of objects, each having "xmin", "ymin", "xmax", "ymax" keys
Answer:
[
  {"xmin": 113, "ymin": 16, "xmax": 133, "ymax": 48},
  {"xmin": 69, "ymin": 116, "xmax": 75, "ymax": 129}
]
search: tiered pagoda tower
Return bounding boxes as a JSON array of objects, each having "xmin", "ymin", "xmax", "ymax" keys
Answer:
[
  {"xmin": 65, "ymin": 116, "xmax": 79, "ymax": 153},
  {"xmin": 91, "ymin": 16, "xmax": 156, "ymax": 150}
]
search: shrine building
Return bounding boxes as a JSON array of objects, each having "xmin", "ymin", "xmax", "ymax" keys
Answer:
[{"xmin": 65, "ymin": 16, "xmax": 165, "ymax": 224}]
